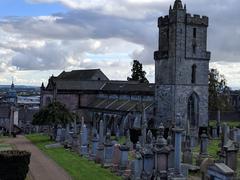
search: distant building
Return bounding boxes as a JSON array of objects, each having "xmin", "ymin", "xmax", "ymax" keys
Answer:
[
  {"xmin": 0, "ymin": 82, "xmax": 18, "ymax": 134},
  {"xmin": 0, "ymin": 82, "xmax": 40, "ymax": 134}
]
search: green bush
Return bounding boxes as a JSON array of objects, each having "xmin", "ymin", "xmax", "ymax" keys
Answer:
[{"xmin": 0, "ymin": 150, "xmax": 31, "ymax": 180}]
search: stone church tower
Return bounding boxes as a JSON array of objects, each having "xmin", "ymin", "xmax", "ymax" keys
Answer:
[{"xmin": 154, "ymin": 0, "xmax": 211, "ymax": 130}]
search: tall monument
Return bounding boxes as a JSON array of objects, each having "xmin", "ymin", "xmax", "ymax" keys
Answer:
[{"xmin": 154, "ymin": 0, "xmax": 211, "ymax": 131}]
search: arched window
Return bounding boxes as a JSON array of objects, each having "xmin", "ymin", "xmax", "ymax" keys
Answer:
[
  {"xmin": 187, "ymin": 92, "xmax": 199, "ymax": 127},
  {"xmin": 191, "ymin": 64, "xmax": 197, "ymax": 84}
]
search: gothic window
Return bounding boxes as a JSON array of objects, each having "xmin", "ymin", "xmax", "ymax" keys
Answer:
[
  {"xmin": 193, "ymin": 28, "xmax": 197, "ymax": 38},
  {"xmin": 191, "ymin": 64, "xmax": 197, "ymax": 84},
  {"xmin": 187, "ymin": 92, "xmax": 199, "ymax": 127}
]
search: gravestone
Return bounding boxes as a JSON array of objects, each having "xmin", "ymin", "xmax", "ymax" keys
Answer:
[
  {"xmin": 55, "ymin": 125, "xmax": 62, "ymax": 142},
  {"xmin": 118, "ymin": 144, "xmax": 130, "ymax": 175},
  {"xmin": 153, "ymin": 123, "xmax": 169, "ymax": 179},
  {"xmin": 131, "ymin": 142, "xmax": 143, "ymax": 180},
  {"xmin": 224, "ymin": 140, "xmax": 239, "ymax": 172},
  {"xmin": 141, "ymin": 130, "xmax": 154, "ymax": 179},
  {"xmin": 223, "ymin": 123, "xmax": 229, "ymax": 146},
  {"xmin": 173, "ymin": 127, "xmax": 184, "ymax": 175},
  {"xmin": 102, "ymin": 132, "xmax": 114, "ymax": 167},
  {"xmin": 126, "ymin": 130, "xmax": 133, "ymax": 151},
  {"xmin": 60, "ymin": 128, "xmax": 66, "ymax": 142},
  {"xmin": 167, "ymin": 135, "xmax": 175, "ymax": 171},
  {"xmin": 212, "ymin": 127, "xmax": 218, "ymax": 139},
  {"xmin": 67, "ymin": 131, "xmax": 74, "ymax": 148},
  {"xmin": 95, "ymin": 120, "xmax": 104, "ymax": 164},
  {"xmin": 196, "ymin": 132, "xmax": 208, "ymax": 166},
  {"xmin": 236, "ymin": 129, "xmax": 240, "ymax": 144},
  {"xmin": 207, "ymin": 163, "xmax": 234, "ymax": 180},
  {"xmin": 89, "ymin": 129, "xmax": 99, "ymax": 160},
  {"xmin": 111, "ymin": 144, "xmax": 121, "ymax": 172},
  {"xmin": 80, "ymin": 124, "xmax": 88, "ymax": 156},
  {"xmin": 182, "ymin": 135, "xmax": 193, "ymax": 164},
  {"xmin": 72, "ymin": 133, "xmax": 79, "ymax": 152}
]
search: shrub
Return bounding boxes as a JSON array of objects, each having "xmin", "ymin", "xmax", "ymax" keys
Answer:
[{"xmin": 0, "ymin": 150, "xmax": 31, "ymax": 180}]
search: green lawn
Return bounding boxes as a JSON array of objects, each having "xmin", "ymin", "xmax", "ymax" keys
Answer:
[
  {"xmin": 209, "ymin": 120, "xmax": 240, "ymax": 127},
  {"xmin": 0, "ymin": 143, "xmax": 12, "ymax": 151},
  {"xmin": 26, "ymin": 134, "xmax": 121, "ymax": 180}
]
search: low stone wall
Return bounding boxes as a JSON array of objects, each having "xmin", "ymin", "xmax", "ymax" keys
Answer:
[{"xmin": 209, "ymin": 111, "xmax": 240, "ymax": 121}]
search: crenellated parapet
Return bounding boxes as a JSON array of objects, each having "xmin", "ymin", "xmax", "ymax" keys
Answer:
[
  {"xmin": 186, "ymin": 13, "xmax": 208, "ymax": 26},
  {"xmin": 158, "ymin": 15, "xmax": 169, "ymax": 27}
]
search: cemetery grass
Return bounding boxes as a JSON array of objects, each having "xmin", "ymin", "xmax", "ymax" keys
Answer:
[
  {"xmin": 193, "ymin": 139, "xmax": 240, "ymax": 177},
  {"xmin": 26, "ymin": 134, "xmax": 122, "ymax": 180},
  {"xmin": 209, "ymin": 120, "xmax": 240, "ymax": 127}
]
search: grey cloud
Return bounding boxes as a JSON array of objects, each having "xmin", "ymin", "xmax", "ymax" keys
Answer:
[
  {"xmin": 0, "ymin": 0, "xmax": 240, "ymax": 72},
  {"xmin": 11, "ymin": 42, "xmax": 67, "ymax": 70}
]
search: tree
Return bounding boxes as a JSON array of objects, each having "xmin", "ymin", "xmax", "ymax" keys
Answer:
[
  {"xmin": 208, "ymin": 68, "xmax": 232, "ymax": 111},
  {"xmin": 127, "ymin": 60, "xmax": 149, "ymax": 83},
  {"xmin": 33, "ymin": 101, "xmax": 74, "ymax": 126}
]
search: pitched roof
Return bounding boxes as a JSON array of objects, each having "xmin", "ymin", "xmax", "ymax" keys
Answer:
[
  {"xmin": 101, "ymin": 81, "xmax": 155, "ymax": 94},
  {"xmin": 55, "ymin": 80, "xmax": 106, "ymax": 91},
  {"xmin": 57, "ymin": 69, "xmax": 108, "ymax": 81},
  {"xmin": 84, "ymin": 98, "xmax": 153, "ymax": 112}
]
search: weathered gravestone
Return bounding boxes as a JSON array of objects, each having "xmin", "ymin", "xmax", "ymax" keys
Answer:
[
  {"xmin": 111, "ymin": 144, "xmax": 121, "ymax": 172},
  {"xmin": 153, "ymin": 123, "xmax": 169, "ymax": 179},
  {"xmin": 95, "ymin": 120, "xmax": 104, "ymax": 163},
  {"xmin": 55, "ymin": 125, "xmax": 62, "ymax": 142},
  {"xmin": 212, "ymin": 127, "xmax": 218, "ymax": 139},
  {"xmin": 182, "ymin": 135, "xmax": 193, "ymax": 165},
  {"xmin": 80, "ymin": 124, "xmax": 88, "ymax": 157},
  {"xmin": 196, "ymin": 132, "xmax": 209, "ymax": 166},
  {"xmin": 224, "ymin": 140, "xmax": 239, "ymax": 172},
  {"xmin": 141, "ymin": 130, "xmax": 154, "ymax": 180},
  {"xmin": 131, "ymin": 142, "xmax": 143, "ymax": 180},
  {"xmin": 207, "ymin": 163, "xmax": 235, "ymax": 180},
  {"xmin": 102, "ymin": 132, "xmax": 114, "ymax": 167},
  {"xmin": 89, "ymin": 129, "xmax": 99, "ymax": 160},
  {"xmin": 118, "ymin": 144, "xmax": 130, "ymax": 175}
]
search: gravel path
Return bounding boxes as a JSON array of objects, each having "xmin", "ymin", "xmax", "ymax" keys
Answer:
[{"xmin": 5, "ymin": 135, "xmax": 72, "ymax": 180}]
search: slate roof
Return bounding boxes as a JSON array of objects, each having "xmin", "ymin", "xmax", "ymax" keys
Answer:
[
  {"xmin": 55, "ymin": 80, "xmax": 106, "ymax": 91},
  {"xmin": 44, "ymin": 69, "xmax": 154, "ymax": 95},
  {"xmin": 57, "ymin": 69, "xmax": 108, "ymax": 81},
  {"xmin": 83, "ymin": 98, "xmax": 153, "ymax": 112},
  {"xmin": 101, "ymin": 82, "xmax": 154, "ymax": 93}
]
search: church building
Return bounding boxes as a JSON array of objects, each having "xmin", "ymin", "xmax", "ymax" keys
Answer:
[{"xmin": 41, "ymin": 0, "xmax": 210, "ymax": 140}]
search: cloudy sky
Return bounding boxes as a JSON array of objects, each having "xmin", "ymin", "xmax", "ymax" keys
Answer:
[{"xmin": 0, "ymin": 0, "xmax": 239, "ymax": 89}]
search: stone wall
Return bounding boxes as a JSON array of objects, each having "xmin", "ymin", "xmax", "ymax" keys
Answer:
[{"xmin": 56, "ymin": 94, "xmax": 79, "ymax": 111}]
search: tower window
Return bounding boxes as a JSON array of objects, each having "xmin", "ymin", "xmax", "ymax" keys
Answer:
[
  {"xmin": 193, "ymin": 45, "xmax": 196, "ymax": 54},
  {"xmin": 192, "ymin": 64, "xmax": 197, "ymax": 84},
  {"xmin": 193, "ymin": 28, "xmax": 197, "ymax": 38}
]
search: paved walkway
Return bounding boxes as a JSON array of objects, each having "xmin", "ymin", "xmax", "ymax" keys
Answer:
[{"xmin": 5, "ymin": 135, "xmax": 72, "ymax": 180}]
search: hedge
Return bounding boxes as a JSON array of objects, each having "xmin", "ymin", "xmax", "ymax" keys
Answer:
[{"xmin": 0, "ymin": 150, "xmax": 31, "ymax": 180}]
